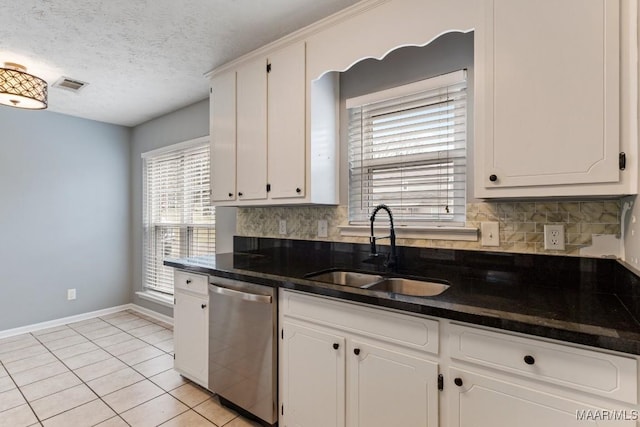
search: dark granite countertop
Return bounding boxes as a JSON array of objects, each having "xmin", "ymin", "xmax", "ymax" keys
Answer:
[{"xmin": 165, "ymin": 237, "xmax": 640, "ymax": 356}]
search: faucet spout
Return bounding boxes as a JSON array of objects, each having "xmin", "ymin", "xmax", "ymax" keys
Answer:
[{"xmin": 369, "ymin": 204, "xmax": 398, "ymax": 272}]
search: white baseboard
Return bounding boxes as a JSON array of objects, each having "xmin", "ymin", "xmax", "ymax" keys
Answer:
[
  {"xmin": 129, "ymin": 304, "xmax": 174, "ymax": 326},
  {"xmin": 0, "ymin": 304, "xmax": 131, "ymax": 340},
  {"xmin": 0, "ymin": 302, "xmax": 175, "ymax": 341}
]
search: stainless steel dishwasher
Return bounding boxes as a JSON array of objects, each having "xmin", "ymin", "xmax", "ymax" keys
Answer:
[{"xmin": 208, "ymin": 276, "xmax": 277, "ymax": 426}]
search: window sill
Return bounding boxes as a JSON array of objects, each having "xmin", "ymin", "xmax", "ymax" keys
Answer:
[
  {"xmin": 135, "ymin": 290, "xmax": 174, "ymax": 308},
  {"xmin": 338, "ymin": 224, "xmax": 478, "ymax": 241}
]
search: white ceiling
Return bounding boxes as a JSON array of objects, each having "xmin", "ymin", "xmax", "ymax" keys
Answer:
[{"xmin": 0, "ymin": 0, "xmax": 360, "ymax": 127}]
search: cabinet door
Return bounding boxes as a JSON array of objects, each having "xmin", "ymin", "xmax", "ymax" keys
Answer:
[
  {"xmin": 236, "ymin": 57, "xmax": 268, "ymax": 201},
  {"xmin": 267, "ymin": 42, "xmax": 306, "ymax": 199},
  {"xmin": 348, "ymin": 340, "xmax": 439, "ymax": 427},
  {"xmin": 477, "ymin": 0, "xmax": 620, "ymax": 195},
  {"xmin": 174, "ymin": 291, "xmax": 209, "ymax": 387},
  {"xmin": 210, "ymin": 71, "xmax": 237, "ymax": 203},
  {"xmin": 281, "ymin": 321, "xmax": 345, "ymax": 427},
  {"xmin": 449, "ymin": 367, "xmax": 635, "ymax": 427}
]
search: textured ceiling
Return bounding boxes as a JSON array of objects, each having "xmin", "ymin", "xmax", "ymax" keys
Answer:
[{"xmin": 0, "ymin": 0, "xmax": 360, "ymax": 127}]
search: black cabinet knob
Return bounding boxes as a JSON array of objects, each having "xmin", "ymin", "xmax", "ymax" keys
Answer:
[
  {"xmin": 354, "ymin": 348, "xmax": 360, "ymax": 355},
  {"xmin": 201, "ymin": 304, "xmax": 207, "ymax": 309},
  {"xmin": 186, "ymin": 279, "xmax": 192, "ymax": 284},
  {"xmin": 333, "ymin": 343, "xmax": 339, "ymax": 350},
  {"xmin": 296, "ymin": 187, "xmax": 301, "ymax": 193},
  {"xmin": 454, "ymin": 377, "xmax": 463, "ymax": 387},
  {"xmin": 524, "ymin": 355, "xmax": 535, "ymax": 365},
  {"xmin": 228, "ymin": 192, "xmax": 233, "ymax": 197},
  {"xmin": 489, "ymin": 174, "xmax": 498, "ymax": 182},
  {"xmin": 238, "ymin": 192, "xmax": 243, "ymax": 196}
]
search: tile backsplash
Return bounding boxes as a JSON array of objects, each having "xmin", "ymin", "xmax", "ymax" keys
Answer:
[{"xmin": 237, "ymin": 200, "xmax": 621, "ymax": 257}]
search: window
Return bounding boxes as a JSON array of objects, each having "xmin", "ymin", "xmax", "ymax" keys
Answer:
[
  {"xmin": 142, "ymin": 138, "xmax": 215, "ymax": 295},
  {"xmin": 347, "ymin": 70, "xmax": 467, "ymax": 225}
]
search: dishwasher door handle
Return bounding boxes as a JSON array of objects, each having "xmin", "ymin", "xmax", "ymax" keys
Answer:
[{"xmin": 209, "ymin": 284, "xmax": 272, "ymax": 304}]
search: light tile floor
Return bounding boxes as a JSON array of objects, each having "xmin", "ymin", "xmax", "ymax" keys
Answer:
[{"xmin": 0, "ymin": 309, "xmax": 260, "ymax": 427}]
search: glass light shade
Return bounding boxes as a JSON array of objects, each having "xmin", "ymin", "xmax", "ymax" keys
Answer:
[{"xmin": 0, "ymin": 63, "xmax": 48, "ymax": 110}]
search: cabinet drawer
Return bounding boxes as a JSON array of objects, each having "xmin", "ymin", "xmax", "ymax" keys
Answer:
[
  {"xmin": 281, "ymin": 290, "xmax": 438, "ymax": 354},
  {"xmin": 449, "ymin": 324, "xmax": 638, "ymax": 404},
  {"xmin": 174, "ymin": 271, "xmax": 208, "ymax": 296}
]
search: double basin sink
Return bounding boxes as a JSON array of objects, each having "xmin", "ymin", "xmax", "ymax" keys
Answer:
[{"xmin": 305, "ymin": 270, "xmax": 449, "ymax": 297}]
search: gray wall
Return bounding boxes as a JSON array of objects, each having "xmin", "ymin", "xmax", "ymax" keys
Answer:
[
  {"xmin": 0, "ymin": 108, "xmax": 131, "ymax": 330},
  {"xmin": 130, "ymin": 98, "xmax": 236, "ymax": 316}
]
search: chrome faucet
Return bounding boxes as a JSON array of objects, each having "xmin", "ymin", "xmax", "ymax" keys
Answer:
[{"xmin": 369, "ymin": 204, "xmax": 398, "ymax": 272}]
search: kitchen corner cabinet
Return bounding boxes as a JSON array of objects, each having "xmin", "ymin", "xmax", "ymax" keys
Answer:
[
  {"xmin": 475, "ymin": 0, "xmax": 637, "ymax": 198},
  {"xmin": 209, "ymin": 41, "xmax": 337, "ymax": 206},
  {"xmin": 173, "ymin": 270, "xmax": 209, "ymax": 388},
  {"xmin": 279, "ymin": 290, "xmax": 440, "ymax": 427}
]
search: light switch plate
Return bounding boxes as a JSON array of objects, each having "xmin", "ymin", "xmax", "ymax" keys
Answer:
[
  {"xmin": 481, "ymin": 222, "xmax": 500, "ymax": 247},
  {"xmin": 279, "ymin": 220, "xmax": 287, "ymax": 235}
]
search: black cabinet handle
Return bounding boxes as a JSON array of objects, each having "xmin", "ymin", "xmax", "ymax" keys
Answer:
[
  {"xmin": 333, "ymin": 343, "xmax": 339, "ymax": 350},
  {"xmin": 454, "ymin": 378, "xmax": 463, "ymax": 387},
  {"xmin": 354, "ymin": 348, "xmax": 360, "ymax": 355},
  {"xmin": 201, "ymin": 304, "xmax": 207, "ymax": 309},
  {"xmin": 524, "ymin": 355, "xmax": 535, "ymax": 365},
  {"xmin": 228, "ymin": 192, "xmax": 233, "ymax": 197},
  {"xmin": 238, "ymin": 192, "xmax": 243, "ymax": 196},
  {"xmin": 296, "ymin": 187, "xmax": 301, "ymax": 193},
  {"xmin": 489, "ymin": 174, "xmax": 498, "ymax": 182},
  {"xmin": 186, "ymin": 279, "xmax": 192, "ymax": 284}
]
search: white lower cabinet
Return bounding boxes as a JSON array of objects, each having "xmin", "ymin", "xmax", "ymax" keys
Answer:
[
  {"xmin": 281, "ymin": 322, "xmax": 346, "ymax": 427},
  {"xmin": 279, "ymin": 291, "xmax": 640, "ymax": 427},
  {"xmin": 445, "ymin": 323, "xmax": 638, "ymax": 427},
  {"xmin": 348, "ymin": 339, "xmax": 439, "ymax": 427},
  {"xmin": 448, "ymin": 367, "xmax": 635, "ymax": 427},
  {"xmin": 173, "ymin": 270, "xmax": 209, "ymax": 388},
  {"xmin": 279, "ymin": 290, "xmax": 440, "ymax": 427}
]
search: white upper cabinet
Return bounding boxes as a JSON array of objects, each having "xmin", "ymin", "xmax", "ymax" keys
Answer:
[
  {"xmin": 210, "ymin": 71, "xmax": 236, "ymax": 203},
  {"xmin": 475, "ymin": 0, "xmax": 637, "ymax": 198},
  {"xmin": 209, "ymin": 0, "xmax": 638, "ymax": 204},
  {"xmin": 268, "ymin": 42, "xmax": 306, "ymax": 199},
  {"xmin": 208, "ymin": 41, "xmax": 338, "ymax": 206},
  {"xmin": 236, "ymin": 56, "xmax": 268, "ymax": 201}
]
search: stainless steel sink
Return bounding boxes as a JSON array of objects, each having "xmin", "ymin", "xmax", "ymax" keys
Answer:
[
  {"xmin": 305, "ymin": 270, "xmax": 383, "ymax": 287},
  {"xmin": 363, "ymin": 278, "xmax": 450, "ymax": 297}
]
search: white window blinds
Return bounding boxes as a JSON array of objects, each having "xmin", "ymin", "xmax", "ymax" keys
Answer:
[
  {"xmin": 142, "ymin": 139, "xmax": 215, "ymax": 294},
  {"xmin": 347, "ymin": 70, "xmax": 467, "ymax": 225}
]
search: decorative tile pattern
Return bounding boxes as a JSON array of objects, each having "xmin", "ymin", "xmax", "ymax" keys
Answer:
[
  {"xmin": 0, "ymin": 310, "xmax": 256, "ymax": 426},
  {"xmin": 237, "ymin": 200, "xmax": 621, "ymax": 256}
]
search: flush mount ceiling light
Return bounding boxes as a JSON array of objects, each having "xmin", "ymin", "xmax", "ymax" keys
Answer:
[{"xmin": 0, "ymin": 62, "xmax": 48, "ymax": 110}]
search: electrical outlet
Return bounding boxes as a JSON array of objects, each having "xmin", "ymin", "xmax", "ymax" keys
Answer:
[
  {"xmin": 279, "ymin": 220, "xmax": 287, "ymax": 235},
  {"xmin": 318, "ymin": 220, "xmax": 328, "ymax": 238},
  {"xmin": 544, "ymin": 224, "xmax": 565, "ymax": 250},
  {"xmin": 481, "ymin": 222, "xmax": 500, "ymax": 246},
  {"xmin": 67, "ymin": 289, "xmax": 76, "ymax": 301}
]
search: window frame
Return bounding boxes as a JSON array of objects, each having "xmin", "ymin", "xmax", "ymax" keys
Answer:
[
  {"xmin": 346, "ymin": 70, "xmax": 468, "ymax": 226},
  {"xmin": 141, "ymin": 136, "xmax": 215, "ymax": 296}
]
